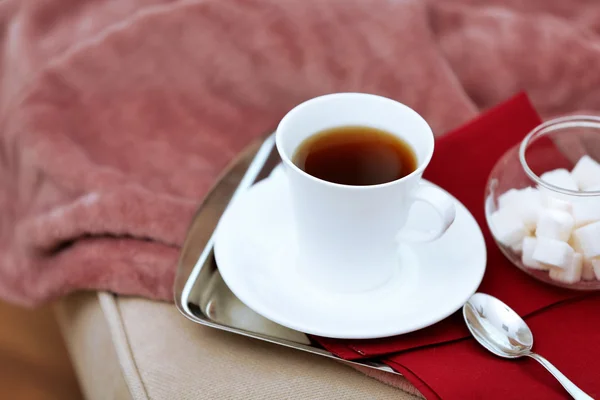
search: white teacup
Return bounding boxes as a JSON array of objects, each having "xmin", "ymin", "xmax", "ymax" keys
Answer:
[{"xmin": 276, "ymin": 93, "xmax": 456, "ymax": 292}]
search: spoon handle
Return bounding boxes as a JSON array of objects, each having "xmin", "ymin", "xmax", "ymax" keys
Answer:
[{"xmin": 527, "ymin": 353, "xmax": 593, "ymax": 400}]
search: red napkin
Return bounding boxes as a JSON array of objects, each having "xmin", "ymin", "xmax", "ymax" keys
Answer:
[{"xmin": 313, "ymin": 93, "xmax": 600, "ymax": 399}]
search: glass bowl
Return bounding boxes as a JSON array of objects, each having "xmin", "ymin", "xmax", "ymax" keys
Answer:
[{"xmin": 485, "ymin": 116, "xmax": 600, "ymax": 290}]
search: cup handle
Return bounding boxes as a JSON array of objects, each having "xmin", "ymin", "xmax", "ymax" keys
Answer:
[{"xmin": 396, "ymin": 183, "xmax": 456, "ymax": 243}]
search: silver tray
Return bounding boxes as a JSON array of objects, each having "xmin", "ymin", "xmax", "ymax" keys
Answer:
[{"xmin": 174, "ymin": 133, "xmax": 398, "ymax": 375}]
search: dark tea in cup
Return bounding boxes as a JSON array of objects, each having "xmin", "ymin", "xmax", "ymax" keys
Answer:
[{"xmin": 292, "ymin": 126, "xmax": 417, "ymax": 186}]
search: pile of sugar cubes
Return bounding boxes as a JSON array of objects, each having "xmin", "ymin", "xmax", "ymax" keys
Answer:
[{"xmin": 490, "ymin": 155, "xmax": 600, "ymax": 284}]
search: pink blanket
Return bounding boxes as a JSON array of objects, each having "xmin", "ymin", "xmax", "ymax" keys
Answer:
[{"xmin": 1, "ymin": 0, "xmax": 599, "ymax": 306}]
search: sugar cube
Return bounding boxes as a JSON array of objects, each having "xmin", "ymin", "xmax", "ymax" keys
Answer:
[
  {"xmin": 571, "ymin": 155, "xmax": 600, "ymax": 191},
  {"xmin": 593, "ymin": 258, "xmax": 600, "ymax": 280},
  {"xmin": 549, "ymin": 253, "xmax": 583, "ymax": 284},
  {"xmin": 510, "ymin": 240, "xmax": 523, "ymax": 254},
  {"xmin": 498, "ymin": 189, "xmax": 521, "ymax": 209},
  {"xmin": 521, "ymin": 237, "xmax": 548, "ymax": 270},
  {"xmin": 490, "ymin": 208, "xmax": 528, "ymax": 247},
  {"xmin": 544, "ymin": 196, "xmax": 573, "ymax": 213},
  {"xmin": 540, "ymin": 169, "xmax": 578, "ymax": 191},
  {"xmin": 572, "ymin": 199, "xmax": 600, "ymax": 228},
  {"xmin": 532, "ymin": 237, "xmax": 574, "ymax": 269},
  {"xmin": 572, "ymin": 221, "xmax": 600, "ymax": 259},
  {"xmin": 570, "ymin": 235, "xmax": 584, "ymax": 253},
  {"xmin": 497, "ymin": 188, "xmax": 542, "ymax": 232},
  {"xmin": 582, "ymin": 258, "xmax": 596, "ymax": 281},
  {"xmin": 535, "ymin": 209, "xmax": 575, "ymax": 241}
]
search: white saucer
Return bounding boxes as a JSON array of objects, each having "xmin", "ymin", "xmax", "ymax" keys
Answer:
[{"xmin": 214, "ymin": 167, "xmax": 486, "ymax": 339}]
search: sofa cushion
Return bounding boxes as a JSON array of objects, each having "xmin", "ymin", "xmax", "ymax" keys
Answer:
[{"xmin": 55, "ymin": 292, "xmax": 419, "ymax": 399}]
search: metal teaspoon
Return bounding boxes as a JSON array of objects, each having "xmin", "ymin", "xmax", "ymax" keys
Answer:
[{"xmin": 463, "ymin": 293, "xmax": 593, "ymax": 400}]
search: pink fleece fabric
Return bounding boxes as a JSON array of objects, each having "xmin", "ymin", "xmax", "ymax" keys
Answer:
[{"xmin": 1, "ymin": 0, "xmax": 600, "ymax": 309}]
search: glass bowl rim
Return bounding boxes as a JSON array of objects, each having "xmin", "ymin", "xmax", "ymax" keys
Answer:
[{"xmin": 519, "ymin": 115, "xmax": 600, "ymax": 197}]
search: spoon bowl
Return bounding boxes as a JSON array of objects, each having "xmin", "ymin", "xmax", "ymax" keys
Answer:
[
  {"xmin": 463, "ymin": 293, "xmax": 533, "ymax": 358},
  {"xmin": 463, "ymin": 293, "xmax": 593, "ymax": 400}
]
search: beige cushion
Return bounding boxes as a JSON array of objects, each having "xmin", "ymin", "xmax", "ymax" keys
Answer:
[{"xmin": 55, "ymin": 292, "xmax": 418, "ymax": 399}]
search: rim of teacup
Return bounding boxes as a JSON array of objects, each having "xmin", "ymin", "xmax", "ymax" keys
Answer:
[
  {"xmin": 275, "ymin": 92, "xmax": 435, "ymax": 190},
  {"xmin": 519, "ymin": 115, "xmax": 600, "ymax": 197}
]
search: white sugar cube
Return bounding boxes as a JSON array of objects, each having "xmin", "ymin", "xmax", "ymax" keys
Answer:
[
  {"xmin": 570, "ymin": 235, "xmax": 584, "ymax": 253},
  {"xmin": 582, "ymin": 258, "xmax": 596, "ymax": 281},
  {"xmin": 571, "ymin": 155, "xmax": 600, "ymax": 191},
  {"xmin": 593, "ymin": 258, "xmax": 600, "ymax": 280},
  {"xmin": 572, "ymin": 230, "xmax": 597, "ymax": 280},
  {"xmin": 497, "ymin": 188, "xmax": 542, "ymax": 231},
  {"xmin": 540, "ymin": 169, "xmax": 579, "ymax": 191},
  {"xmin": 510, "ymin": 241, "xmax": 523, "ymax": 254},
  {"xmin": 532, "ymin": 237, "xmax": 574, "ymax": 269},
  {"xmin": 535, "ymin": 209, "xmax": 575, "ymax": 241},
  {"xmin": 519, "ymin": 188, "xmax": 544, "ymax": 231},
  {"xmin": 572, "ymin": 199, "xmax": 600, "ymax": 227},
  {"xmin": 545, "ymin": 196, "xmax": 573, "ymax": 213},
  {"xmin": 549, "ymin": 253, "xmax": 583, "ymax": 284},
  {"xmin": 498, "ymin": 189, "xmax": 521, "ymax": 209},
  {"xmin": 521, "ymin": 237, "xmax": 548, "ymax": 270},
  {"xmin": 490, "ymin": 208, "xmax": 528, "ymax": 247},
  {"xmin": 572, "ymin": 221, "xmax": 600, "ymax": 259}
]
